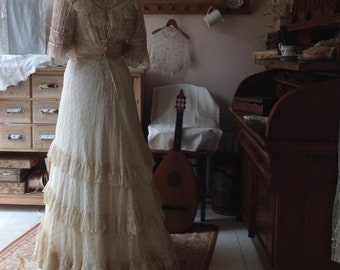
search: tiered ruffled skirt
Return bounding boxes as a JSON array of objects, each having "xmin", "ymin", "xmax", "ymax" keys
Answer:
[{"xmin": 33, "ymin": 58, "xmax": 179, "ymax": 269}]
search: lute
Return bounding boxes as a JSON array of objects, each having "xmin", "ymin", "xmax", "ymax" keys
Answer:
[{"xmin": 153, "ymin": 89, "xmax": 198, "ymax": 233}]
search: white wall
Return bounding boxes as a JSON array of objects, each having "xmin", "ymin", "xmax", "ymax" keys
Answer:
[
  {"xmin": 45, "ymin": 0, "xmax": 271, "ymax": 131},
  {"xmin": 143, "ymin": 2, "xmax": 269, "ymax": 131}
]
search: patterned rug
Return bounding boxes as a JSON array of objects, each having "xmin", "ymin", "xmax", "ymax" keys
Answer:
[{"xmin": 0, "ymin": 223, "xmax": 218, "ymax": 270}]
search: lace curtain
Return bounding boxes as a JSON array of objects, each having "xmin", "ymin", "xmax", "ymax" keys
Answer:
[
  {"xmin": 0, "ymin": 0, "xmax": 8, "ymax": 53},
  {"xmin": 0, "ymin": 0, "xmax": 46, "ymax": 54},
  {"xmin": 0, "ymin": 0, "xmax": 51, "ymax": 91},
  {"xmin": 331, "ymin": 122, "xmax": 340, "ymax": 262}
]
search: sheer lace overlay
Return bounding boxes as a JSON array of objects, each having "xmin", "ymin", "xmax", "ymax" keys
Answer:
[
  {"xmin": 150, "ymin": 27, "xmax": 192, "ymax": 77},
  {"xmin": 34, "ymin": 1, "xmax": 179, "ymax": 269}
]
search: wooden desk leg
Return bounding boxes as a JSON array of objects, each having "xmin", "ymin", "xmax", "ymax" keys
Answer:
[{"xmin": 200, "ymin": 156, "xmax": 207, "ymax": 222}]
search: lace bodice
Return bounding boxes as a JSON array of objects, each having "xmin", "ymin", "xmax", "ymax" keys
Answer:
[{"xmin": 48, "ymin": 0, "xmax": 149, "ymax": 67}]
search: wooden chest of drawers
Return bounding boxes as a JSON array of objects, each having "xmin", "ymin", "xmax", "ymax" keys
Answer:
[
  {"xmin": 0, "ymin": 67, "xmax": 64, "ymax": 151},
  {"xmin": 0, "ymin": 66, "xmax": 145, "ymax": 152}
]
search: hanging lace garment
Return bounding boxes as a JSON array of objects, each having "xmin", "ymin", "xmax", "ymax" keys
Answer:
[
  {"xmin": 150, "ymin": 26, "xmax": 192, "ymax": 77},
  {"xmin": 331, "ymin": 122, "xmax": 340, "ymax": 262},
  {"xmin": 0, "ymin": 0, "xmax": 46, "ymax": 54}
]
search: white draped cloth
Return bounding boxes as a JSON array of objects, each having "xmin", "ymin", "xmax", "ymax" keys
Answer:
[
  {"xmin": 148, "ymin": 84, "xmax": 222, "ymax": 151},
  {"xmin": 331, "ymin": 122, "xmax": 340, "ymax": 262},
  {"xmin": 0, "ymin": 54, "xmax": 50, "ymax": 90}
]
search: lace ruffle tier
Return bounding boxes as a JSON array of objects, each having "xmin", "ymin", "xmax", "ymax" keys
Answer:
[
  {"xmin": 34, "ymin": 146, "xmax": 178, "ymax": 269},
  {"xmin": 47, "ymin": 145, "xmax": 153, "ymax": 187}
]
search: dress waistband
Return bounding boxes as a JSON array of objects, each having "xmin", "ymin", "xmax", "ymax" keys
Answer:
[
  {"xmin": 72, "ymin": 40, "xmax": 124, "ymax": 59},
  {"xmin": 71, "ymin": 51, "xmax": 123, "ymax": 60}
]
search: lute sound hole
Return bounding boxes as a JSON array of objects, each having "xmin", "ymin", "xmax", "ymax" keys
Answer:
[{"xmin": 167, "ymin": 171, "xmax": 181, "ymax": 186}]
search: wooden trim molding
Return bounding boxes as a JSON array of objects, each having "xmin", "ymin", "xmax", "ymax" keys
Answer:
[{"xmin": 141, "ymin": 0, "xmax": 253, "ymax": 14}]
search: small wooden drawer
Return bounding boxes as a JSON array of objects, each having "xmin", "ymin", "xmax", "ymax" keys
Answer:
[
  {"xmin": 0, "ymin": 124, "xmax": 31, "ymax": 149},
  {"xmin": 235, "ymin": 121, "xmax": 270, "ymax": 178},
  {"xmin": 0, "ymin": 100, "xmax": 31, "ymax": 123},
  {"xmin": 0, "ymin": 181, "xmax": 27, "ymax": 194},
  {"xmin": 32, "ymin": 101, "xmax": 60, "ymax": 124},
  {"xmin": 0, "ymin": 168, "xmax": 29, "ymax": 182},
  {"xmin": 0, "ymin": 80, "xmax": 30, "ymax": 98},
  {"xmin": 32, "ymin": 74, "xmax": 63, "ymax": 98},
  {"xmin": 33, "ymin": 124, "xmax": 56, "ymax": 150}
]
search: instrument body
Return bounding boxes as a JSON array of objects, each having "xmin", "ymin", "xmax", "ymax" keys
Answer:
[{"xmin": 153, "ymin": 89, "xmax": 198, "ymax": 233}]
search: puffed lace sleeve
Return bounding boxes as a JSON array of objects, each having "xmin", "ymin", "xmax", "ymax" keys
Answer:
[
  {"xmin": 123, "ymin": 4, "xmax": 150, "ymax": 69},
  {"xmin": 48, "ymin": 0, "xmax": 75, "ymax": 65}
]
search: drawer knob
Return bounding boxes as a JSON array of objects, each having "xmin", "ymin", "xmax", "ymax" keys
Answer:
[
  {"xmin": 7, "ymin": 134, "xmax": 23, "ymax": 141},
  {"xmin": 5, "ymin": 108, "xmax": 24, "ymax": 114},
  {"xmin": 38, "ymin": 83, "xmax": 58, "ymax": 90},
  {"xmin": 40, "ymin": 108, "xmax": 58, "ymax": 114},
  {"xmin": 40, "ymin": 134, "xmax": 55, "ymax": 140}
]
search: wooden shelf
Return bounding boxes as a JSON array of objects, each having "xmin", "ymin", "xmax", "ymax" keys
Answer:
[
  {"xmin": 285, "ymin": 14, "xmax": 340, "ymax": 32},
  {"xmin": 0, "ymin": 192, "xmax": 44, "ymax": 205},
  {"xmin": 255, "ymin": 58, "xmax": 340, "ymax": 72}
]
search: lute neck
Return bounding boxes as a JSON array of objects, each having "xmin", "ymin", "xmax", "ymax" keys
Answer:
[{"xmin": 173, "ymin": 111, "xmax": 184, "ymax": 151}]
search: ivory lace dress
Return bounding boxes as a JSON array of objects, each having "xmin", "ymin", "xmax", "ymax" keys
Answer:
[{"xmin": 33, "ymin": 0, "xmax": 179, "ymax": 269}]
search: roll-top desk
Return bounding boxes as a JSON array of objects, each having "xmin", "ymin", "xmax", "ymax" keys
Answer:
[
  {"xmin": 0, "ymin": 66, "xmax": 145, "ymax": 205},
  {"xmin": 230, "ymin": 2, "xmax": 340, "ymax": 269},
  {"xmin": 230, "ymin": 70, "xmax": 340, "ymax": 270}
]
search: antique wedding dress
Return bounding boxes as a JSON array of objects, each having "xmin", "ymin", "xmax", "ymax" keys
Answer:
[{"xmin": 33, "ymin": 0, "xmax": 179, "ymax": 269}]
